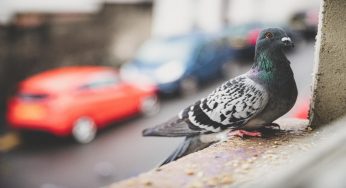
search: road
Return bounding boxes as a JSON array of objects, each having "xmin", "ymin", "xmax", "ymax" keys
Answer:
[{"xmin": 0, "ymin": 42, "xmax": 315, "ymax": 188}]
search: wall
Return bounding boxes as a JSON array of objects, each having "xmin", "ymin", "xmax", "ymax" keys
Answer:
[
  {"xmin": 228, "ymin": 0, "xmax": 320, "ymax": 24},
  {"xmin": 310, "ymin": 0, "xmax": 346, "ymax": 126},
  {"xmin": 152, "ymin": 0, "xmax": 320, "ymax": 37},
  {"xmin": 104, "ymin": 3, "xmax": 153, "ymax": 62},
  {"xmin": 152, "ymin": 0, "xmax": 224, "ymax": 37}
]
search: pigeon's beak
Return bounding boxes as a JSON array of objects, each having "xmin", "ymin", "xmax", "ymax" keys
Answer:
[{"xmin": 281, "ymin": 37, "xmax": 294, "ymax": 48}]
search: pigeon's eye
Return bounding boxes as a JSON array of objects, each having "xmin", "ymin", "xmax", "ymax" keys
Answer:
[{"xmin": 264, "ymin": 32, "xmax": 273, "ymax": 39}]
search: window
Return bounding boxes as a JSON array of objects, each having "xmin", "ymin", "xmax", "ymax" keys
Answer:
[
  {"xmin": 79, "ymin": 73, "xmax": 119, "ymax": 90},
  {"xmin": 17, "ymin": 93, "xmax": 50, "ymax": 101}
]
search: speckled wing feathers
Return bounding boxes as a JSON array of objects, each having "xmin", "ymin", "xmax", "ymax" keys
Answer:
[
  {"xmin": 143, "ymin": 75, "xmax": 269, "ymax": 137},
  {"xmin": 182, "ymin": 75, "xmax": 269, "ymax": 133}
]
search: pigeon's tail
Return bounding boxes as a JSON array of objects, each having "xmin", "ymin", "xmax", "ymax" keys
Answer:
[
  {"xmin": 160, "ymin": 135, "xmax": 216, "ymax": 166},
  {"xmin": 142, "ymin": 116, "xmax": 200, "ymax": 137}
]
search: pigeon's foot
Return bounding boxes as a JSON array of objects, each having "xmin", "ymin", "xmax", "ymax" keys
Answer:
[
  {"xmin": 228, "ymin": 130, "xmax": 262, "ymax": 138},
  {"xmin": 263, "ymin": 123, "xmax": 281, "ymax": 130}
]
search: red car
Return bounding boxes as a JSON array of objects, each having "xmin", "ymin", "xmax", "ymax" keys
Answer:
[{"xmin": 7, "ymin": 66, "xmax": 159, "ymax": 143}]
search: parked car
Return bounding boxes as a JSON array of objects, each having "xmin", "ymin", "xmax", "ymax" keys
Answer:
[
  {"xmin": 7, "ymin": 66, "xmax": 159, "ymax": 143},
  {"xmin": 221, "ymin": 22, "xmax": 263, "ymax": 61},
  {"xmin": 120, "ymin": 33, "xmax": 234, "ymax": 95},
  {"xmin": 289, "ymin": 9, "xmax": 319, "ymax": 41}
]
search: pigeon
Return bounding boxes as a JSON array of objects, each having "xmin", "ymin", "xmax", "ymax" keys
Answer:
[{"xmin": 143, "ymin": 28, "xmax": 297, "ymax": 166}]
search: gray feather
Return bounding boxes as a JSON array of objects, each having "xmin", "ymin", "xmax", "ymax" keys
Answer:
[
  {"xmin": 142, "ymin": 116, "xmax": 201, "ymax": 137},
  {"xmin": 160, "ymin": 135, "xmax": 216, "ymax": 166},
  {"xmin": 191, "ymin": 75, "xmax": 268, "ymax": 130}
]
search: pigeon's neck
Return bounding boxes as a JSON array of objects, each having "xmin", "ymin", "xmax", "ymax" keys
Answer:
[
  {"xmin": 251, "ymin": 48, "xmax": 291, "ymax": 82},
  {"xmin": 253, "ymin": 52, "xmax": 274, "ymax": 72}
]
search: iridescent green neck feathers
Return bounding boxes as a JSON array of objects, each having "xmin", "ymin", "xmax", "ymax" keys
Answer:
[{"xmin": 253, "ymin": 53, "xmax": 275, "ymax": 81}]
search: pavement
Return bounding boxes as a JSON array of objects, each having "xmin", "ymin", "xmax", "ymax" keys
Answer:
[{"xmin": 0, "ymin": 42, "xmax": 315, "ymax": 188}]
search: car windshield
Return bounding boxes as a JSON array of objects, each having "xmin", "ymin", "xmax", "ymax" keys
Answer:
[
  {"xmin": 136, "ymin": 38, "xmax": 195, "ymax": 64},
  {"xmin": 79, "ymin": 72, "xmax": 120, "ymax": 90}
]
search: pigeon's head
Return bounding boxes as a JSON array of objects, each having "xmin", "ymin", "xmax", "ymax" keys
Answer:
[{"xmin": 256, "ymin": 28, "xmax": 294, "ymax": 50}]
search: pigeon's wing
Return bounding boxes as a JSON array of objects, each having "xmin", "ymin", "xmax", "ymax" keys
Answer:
[
  {"xmin": 143, "ymin": 74, "xmax": 268, "ymax": 137},
  {"xmin": 142, "ymin": 116, "xmax": 201, "ymax": 137},
  {"xmin": 182, "ymin": 75, "xmax": 269, "ymax": 132}
]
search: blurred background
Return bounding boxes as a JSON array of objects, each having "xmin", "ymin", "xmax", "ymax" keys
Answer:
[{"xmin": 0, "ymin": 0, "xmax": 319, "ymax": 187}]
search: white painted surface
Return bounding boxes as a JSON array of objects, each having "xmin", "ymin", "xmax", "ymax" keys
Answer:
[
  {"xmin": 152, "ymin": 0, "xmax": 320, "ymax": 37},
  {"xmin": 228, "ymin": 0, "xmax": 320, "ymax": 24}
]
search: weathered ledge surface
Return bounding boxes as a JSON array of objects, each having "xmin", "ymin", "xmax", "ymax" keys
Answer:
[{"xmin": 110, "ymin": 118, "xmax": 323, "ymax": 188}]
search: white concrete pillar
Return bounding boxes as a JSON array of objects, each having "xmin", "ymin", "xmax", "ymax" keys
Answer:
[{"xmin": 310, "ymin": 0, "xmax": 346, "ymax": 126}]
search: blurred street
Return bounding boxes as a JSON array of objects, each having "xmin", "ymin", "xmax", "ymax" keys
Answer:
[{"xmin": 0, "ymin": 42, "xmax": 315, "ymax": 188}]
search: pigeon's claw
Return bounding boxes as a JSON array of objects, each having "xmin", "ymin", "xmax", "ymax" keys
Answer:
[
  {"xmin": 263, "ymin": 123, "xmax": 281, "ymax": 130},
  {"xmin": 228, "ymin": 130, "xmax": 262, "ymax": 138}
]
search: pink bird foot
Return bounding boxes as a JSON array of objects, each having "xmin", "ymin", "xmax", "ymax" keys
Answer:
[{"xmin": 228, "ymin": 130, "xmax": 262, "ymax": 138}]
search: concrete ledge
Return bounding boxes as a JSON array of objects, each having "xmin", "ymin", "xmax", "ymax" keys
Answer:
[
  {"xmin": 111, "ymin": 118, "xmax": 315, "ymax": 188},
  {"xmin": 253, "ymin": 116, "xmax": 346, "ymax": 188}
]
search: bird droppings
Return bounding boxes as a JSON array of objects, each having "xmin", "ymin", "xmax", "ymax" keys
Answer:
[
  {"xmin": 185, "ymin": 168, "xmax": 196, "ymax": 176},
  {"xmin": 111, "ymin": 119, "xmax": 315, "ymax": 188},
  {"xmin": 204, "ymin": 174, "xmax": 235, "ymax": 186},
  {"xmin": 220, "ymin": 174, "xmax": 235, "ymax": 184},
  {"xmin": 142, "ymin": 179, "xmax": 153, "ymax": 186}
]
